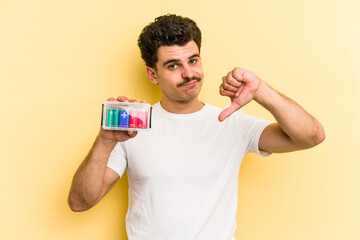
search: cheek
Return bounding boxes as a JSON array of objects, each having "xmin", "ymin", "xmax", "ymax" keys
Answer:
[
  {"xmin": 158, "ymin": 75, "xmax": 177, "ymax": 91},
  {"xmin": 194, "ymin": 65, "xmax": 204, "ymax": 77},
  {"xmin": 161, "ymin": 71, "xmax": 181, "ymax": 84}
]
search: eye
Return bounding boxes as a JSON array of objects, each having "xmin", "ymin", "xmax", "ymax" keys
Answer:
[
  {"xmin": 189, "ymin": 59, "xmax": 198, "ymax": 64},
  {"xmin": 168, "ymin": 64, "xmax": 177, "ymax": 70}
]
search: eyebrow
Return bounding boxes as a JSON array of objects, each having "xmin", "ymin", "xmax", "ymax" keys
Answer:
[{"xmin": 162, "ymin": 54, "xmax": 200, "ymax": 67}]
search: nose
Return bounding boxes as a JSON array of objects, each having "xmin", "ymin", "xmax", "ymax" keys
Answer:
[{"xmin": 181, "ymin": 64, "xmax": 194, "ymax": 79}]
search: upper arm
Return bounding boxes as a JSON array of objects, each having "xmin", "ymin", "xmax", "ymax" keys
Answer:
[{"xmin": 259, "ymin": 123, "xmax": 308, "ymax": 153}]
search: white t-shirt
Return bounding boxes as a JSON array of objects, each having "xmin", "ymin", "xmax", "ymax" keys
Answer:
[{"xmin": 107, "ymin": 102, "xmax": 272, "ymax": 240}]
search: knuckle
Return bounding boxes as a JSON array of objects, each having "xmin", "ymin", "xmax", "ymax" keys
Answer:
[
  {"xmin": 227, "ymin": 72, "xmax": 232, "ymax": 79},
  {"xmin": 233, "ymin": 67, "xmax": 244, "ymax": 79},
  {"xmin": 234, "ymin": 67, "xmax": 242, "ymax": 72},
  {"xmin": 232, "ymin": 71, "xmax": 240, "ymax": 80},
  {"xmin": 227, "ymin": 78, "xmax": 235, "ymax": 85},
  {"xmin": 219, "ymin": 86, "xmax": 224, "ymax": 93}
]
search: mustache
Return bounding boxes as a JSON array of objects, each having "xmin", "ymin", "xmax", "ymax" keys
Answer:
[{"xmin": 177, "ymin": 77, "xmax": 202, "ymax": 87}]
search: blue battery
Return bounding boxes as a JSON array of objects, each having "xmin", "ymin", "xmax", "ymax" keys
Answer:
[{"xmin": 119, "ymin": 109, "xmax": 129, "ymax": 127}]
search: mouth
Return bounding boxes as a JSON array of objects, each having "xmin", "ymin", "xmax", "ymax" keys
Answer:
[
  {"xmin": 183, "ymin": 80, "xmax": 198, "ymax": 87},
  {"xmin": 177, "ymin": 77, "xmax": 201, "ymax": 88}
]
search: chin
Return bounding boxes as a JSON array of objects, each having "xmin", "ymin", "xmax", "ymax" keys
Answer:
[{"xmin": 180, "ymin": 92, "xmax": 201, "ymax": 102}]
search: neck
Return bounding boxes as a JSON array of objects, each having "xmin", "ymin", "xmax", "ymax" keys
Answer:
[{"xmin": 160, "ymin": 98, "xmax": 204, "ymax": 114}]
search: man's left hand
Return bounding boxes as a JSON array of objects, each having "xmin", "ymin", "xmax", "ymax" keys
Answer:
[{"xmin": 218, "ymin": 67, "xmax": 262, "ymax": 122}]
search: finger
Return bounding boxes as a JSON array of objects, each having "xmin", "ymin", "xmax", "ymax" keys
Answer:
[
  {"xmin": 128, "ymin": 99, "xmax": 137, "ymax": 103},
  {"xmin": 235, "ymin": 84, "xmax": 245, "ymax": 98},
  {"xmin": 223, "ymin": 75, "xmax": 241, "ymax": 88},
  {"xmin": 222, "ymin": 77, "xmax": 240, "ymax": 93},
  {"xmin": 219, "ymin": 85, "xmax": 236, "ymax": 98},
  {"xmin": 107, "ymin": 97, "xmax": 115, "ymax": 101},
  {"xmin": 225, "ymin": 72, "xmax": 240, "ymax": 88},
  {"xmin": 218, "ymin": 103, "xmax": 242, "ymax": 122},
  {"xmin": 140, "ymin": 100, "xmax": 147, "ymax": 103},
  {"xmin": 116, "ymin": 96, "xmax": 129, "ymax": 102},
  {"xmin": 127, "ymin": 131, "xmax": 138, "ymax": 138},
  {"xmin": 221, "ymin": 82, "xmax": 239, "ymax": 93},
  {"xmin": 232, "ymin": 68, "xmax": 245, "ymax": 82}
]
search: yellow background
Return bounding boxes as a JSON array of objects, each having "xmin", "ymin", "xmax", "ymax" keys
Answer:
[{"xmin": 1, "ymin": 0, "xmax": 359, "ymax": 239}]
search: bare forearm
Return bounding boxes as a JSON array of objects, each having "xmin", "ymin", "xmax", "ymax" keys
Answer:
[
  {"xmin": 68, "ymin": 135, "xmax": 117, "ymax": 211},
  {"xmin": 254, "ymin": 81, "xmax": 325, "ymax": 148}
]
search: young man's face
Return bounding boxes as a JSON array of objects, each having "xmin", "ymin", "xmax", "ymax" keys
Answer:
[{"xmin": 147, "ymin": 40, "xmax": 204, "ymax": 105}]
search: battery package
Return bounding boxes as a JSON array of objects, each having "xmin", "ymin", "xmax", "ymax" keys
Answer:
[{"xmin": 102, "ymin": 101, "xmax": 152, "ymax": 131}]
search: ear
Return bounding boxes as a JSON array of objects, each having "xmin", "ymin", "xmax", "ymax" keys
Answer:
[{"xmin": 146, "ymin": 67, "xmax": 159, "ymax": 85}]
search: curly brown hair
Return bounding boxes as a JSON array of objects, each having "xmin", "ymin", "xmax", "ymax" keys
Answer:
[{"xmin": 138, "ymin": 14, "xmax": 202, "ymax": 69}]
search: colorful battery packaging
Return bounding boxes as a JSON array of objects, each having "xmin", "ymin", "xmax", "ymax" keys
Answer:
[{"xmin": 102, "ymin": 101, "xmax": 152, "ymax": 131}]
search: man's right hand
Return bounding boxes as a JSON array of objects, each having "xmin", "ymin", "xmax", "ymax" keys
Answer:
[
  {"xmin": 99, "ymin": 96, "xmax": 146, "ymax": 143},
  {"xmin": 68, "ymin": 96, "xmax": 147, "ymax": 212}
]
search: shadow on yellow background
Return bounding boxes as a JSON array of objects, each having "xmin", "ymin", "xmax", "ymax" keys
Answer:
[{"xmin": 1, "ymin": 1, "xmax": 359, "ymax": 240}]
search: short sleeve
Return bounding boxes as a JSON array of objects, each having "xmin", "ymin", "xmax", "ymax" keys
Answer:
[
  {"xmin": 238, "ymin": 113, "xmax": 273, "ymax": 157},
  {"xmin": 107, "ymin": 142, "xmax": 127, "ymax": 178}
]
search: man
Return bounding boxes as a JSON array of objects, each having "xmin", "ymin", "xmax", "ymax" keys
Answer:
[{"xmin": 68, "ymin": 14, "xmax": 325, "ymax": 239}]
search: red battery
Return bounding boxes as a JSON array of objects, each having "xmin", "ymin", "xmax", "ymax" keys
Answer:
[
  {"xmin": 129, "ymin": 111, "xmax": 139, "ymax": 128},
  {"xmin": 137, "ymin": 111, "xmax": 148, "ymax": 129}
]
